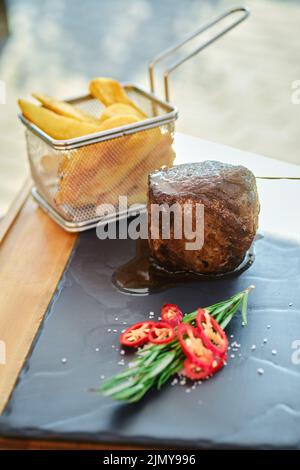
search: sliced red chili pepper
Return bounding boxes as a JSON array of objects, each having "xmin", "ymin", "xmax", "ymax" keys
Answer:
[
  {"xmin": 196, "ymin": 308, "xmax": 228, "ymax": 357},
  {"xmin": 183, "ymin": 359, "xmax": 210, "ymax": 380},
  {"xmin": 120, "ymin": 321, "xmax": 154, "ymax": 348},
  {"xmin": 148, "ymin": 322, "xmax": 175, "ymax": 345},
  {"xmin": 210, "ymin": 354, "xmax": 227, "ymax": 374},
  {"xmin": 161, "ymin": 304, "xmax": 183, "ymax": 327},
  {"xmin": 177, "ymin": 323, "xmax": 213, "ymax": 369}
]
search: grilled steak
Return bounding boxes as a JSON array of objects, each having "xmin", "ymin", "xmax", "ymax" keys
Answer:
[{"xmin": 148, "ymin": 160, "xmax": 260, "ymax": 274}]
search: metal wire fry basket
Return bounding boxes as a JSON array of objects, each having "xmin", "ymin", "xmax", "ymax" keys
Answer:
[{"xmin": 19, "ymin": 7, "xmax": 249, "ymax": 232}]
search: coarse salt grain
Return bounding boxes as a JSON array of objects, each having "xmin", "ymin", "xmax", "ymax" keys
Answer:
[
  {"xmin": 257, "ymin": 368, "xmax": 264, "ymax": 375},
  {"xmin": 251, "ymin": 344, "xmax": 256, "ymax": 351},
  {"xmin": 61, "ymin": 358, "xmax": 67, "ymax": 364},
  {"xmin": 272, "ymin": 349, "xmax": 277, "ymax": 355}
]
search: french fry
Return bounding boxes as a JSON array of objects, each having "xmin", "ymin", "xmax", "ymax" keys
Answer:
[
  {"xmin": 93, "ymin": 137, "xmax": 175, "ymax": 207},
  {"xmin": 40, "ymin": 154, "xmax": 60, "ymax": 176},
  {"xmin": 89, "ymin": 77, "xmax": 146, "ymax": 118},
  {"xmin": 89, "ymin": 77, "xmax": 130, "ymax": 106},
  {"xmin": 54, "ymin": 137, "xmax": 146, "ymax": 206},
  {"xmin": 18, "ymin": 99, "xmax": 102, "ymax": 140},
  {"xmin": 109, "ymin": 134, "xmax": 173, "ymax": 196},
  {"xmin": 32, "ymin": 93, "xmax": 101, "ymax": 125},
  {"xmin": 20, "ymin": 77, "xmax": 173, "ymax": 213},
  {"xmin": 59, "ymin": 125, "xmax": 162, "ymax": 183},
  {"xmin": 55, "ymin": 129, "xmax": 173, "ymax": 207},
  {"xmin": 98, "ymin": 114, "xmax": 140, "ymax": 131},
  {"xmin": 100, "ymin": 137, "xmax": 175, "ymax": 206},
  {"xmin": 99, "ymin": 103, "xmax": 142, "ymax": 123}
]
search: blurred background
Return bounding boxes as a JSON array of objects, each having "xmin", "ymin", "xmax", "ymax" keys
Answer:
[{"xmin": 0, "ymin": 0, "xmax": 299, "ymax": 219}]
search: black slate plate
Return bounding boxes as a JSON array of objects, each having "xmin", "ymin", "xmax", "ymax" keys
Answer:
[{"xmin": 0, "ymin": 230, "xmax": 300, "ymax": 449}]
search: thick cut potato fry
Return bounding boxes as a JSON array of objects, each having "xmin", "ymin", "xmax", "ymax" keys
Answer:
[
  {"xmin": 20, "ymin": 77, "xmax": 173, "ymax": 212},
  {"xmin": 99, "ymin": 137, "xmax": 175, "ymax": 205},
  {"xmin": 89, "ymin": 77, "xmax": 130, "ymax": 106},
  {"xmin": 19, "ymin": 99, "xmax": 102, "ymax": 140},
  {"xmin": 110, "ymin": 134, "xmax": 174, "ymax": 196},
  {"xmin": 55, "ymin": 129, "xmax": 173, "ymax": 207},
  {"xmin": 58, "ymin": 126, "xmax": 162, "ymax": 183},
  {"xmin": 32, "ymin": 93, "xmax": 101, "ymax": 125},
  {"xmin": 98, "ymin": 114, "xmax": 140, "ymax": 131},
  {"xmin": 94, "ymin": 139, "xmax": 175, "ymax": 207},
  {"xmin": 99, "ymin": 103, "xmax": 142, "ymax": 123},
  {"xmin": 89, "ymin": 77, "xmax": 146, "ymax": 118}
]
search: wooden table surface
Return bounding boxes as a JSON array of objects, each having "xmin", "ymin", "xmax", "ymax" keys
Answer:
[{"xmin": 0, "ymin": 133, "xmax": 299, "ymax": 450}]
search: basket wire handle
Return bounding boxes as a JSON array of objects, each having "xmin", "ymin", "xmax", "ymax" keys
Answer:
[{"xmin": 149, "ymin": 6, "xmax": 250, "ymax": 102}]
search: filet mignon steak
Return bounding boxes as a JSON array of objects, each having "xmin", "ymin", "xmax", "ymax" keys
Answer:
[{"xmin": 148, "ymin": 160, "xmax": 260, "ymax": 274}]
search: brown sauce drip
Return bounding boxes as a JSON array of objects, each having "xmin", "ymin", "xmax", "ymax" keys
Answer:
[{"xmin": 112, "ymin": 238, "xmax": 256, "ymax": 296}]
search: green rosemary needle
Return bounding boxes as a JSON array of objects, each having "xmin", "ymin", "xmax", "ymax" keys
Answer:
[{"xmin": 99, "ymin": 285, "xmax": 255, "ymax": 403}]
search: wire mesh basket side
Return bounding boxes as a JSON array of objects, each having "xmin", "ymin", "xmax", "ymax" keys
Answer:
[{"xmin": 26, "ymin": 122, "xmax": 175, "ymax": 223}]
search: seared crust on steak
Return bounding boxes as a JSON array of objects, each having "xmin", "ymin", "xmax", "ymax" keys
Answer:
[{"xmin": 148, "ymin": 161, "xmax": 260, "ymax": 274}]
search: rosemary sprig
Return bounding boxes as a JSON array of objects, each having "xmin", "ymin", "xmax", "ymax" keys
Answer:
[{"xmin": 99, "ymin": 286, "xmax": 255, "ymax": 403}]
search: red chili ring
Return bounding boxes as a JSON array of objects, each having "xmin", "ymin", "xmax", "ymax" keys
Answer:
[
  {"xmin": 177, "ymin": 323, "xmax": 213, "ymax": 369},
  {"xmin": 196, "ymin": 308, "xmax": 228, "ymax": 357},
  {"xmin": 120, "ymin": 321, "xmax": 155, "ymax": 348},
  {"xmin": 161, "ymin": 303, "xmax": 183, "ymax": 327},
  {"xmin": 148, "ymin": 322, "xmax": 175, "ymax": 345}
]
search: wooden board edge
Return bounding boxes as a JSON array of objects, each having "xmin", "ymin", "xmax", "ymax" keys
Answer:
[
  {"xmin": 0, "ymin": 197, "xmax": 77, "ymax": 414},
  {"xmin": 0, "ymin": 435, "xmax": 167, "ymax": 450}
]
